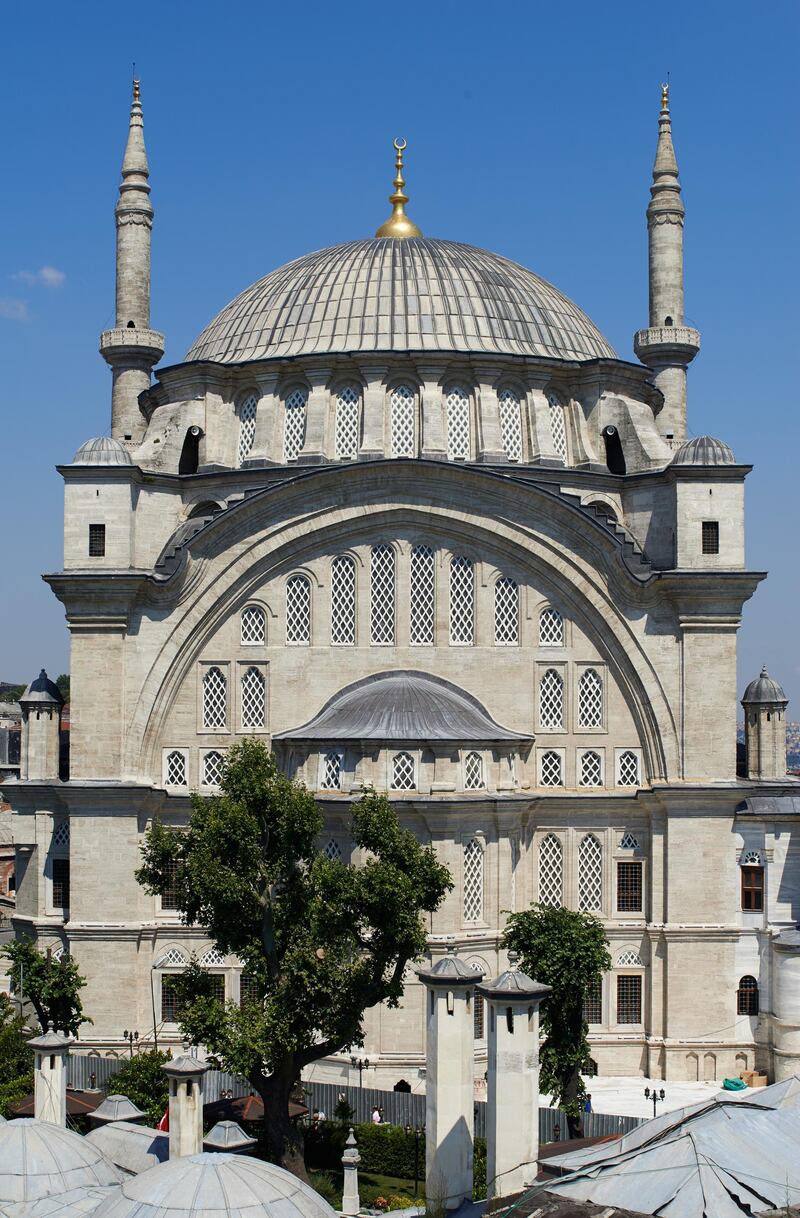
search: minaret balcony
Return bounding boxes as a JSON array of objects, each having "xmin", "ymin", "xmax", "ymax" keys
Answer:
[
  {"xmin": 99, "ymin": 327, "xmax": 165, "ymax": 363},
  {"xmin": 634, "ymin": 325, "xmax": 700, "ymax": 365}
]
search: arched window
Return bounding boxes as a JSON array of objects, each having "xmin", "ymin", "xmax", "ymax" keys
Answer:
[
  {"xmin": 494, "ymin": 577, "xmax": 519, "ymax": 645},
  {"xmin": 446, "ymin": 386, "xmax": 471, "ymax": 460},
  {"xmin": 240, "ymin": 666, "xmax": 265, "ymax": 729},
  {"xmin": 539, "ymin": 669, "xmax": 564, "ymax": 729},
  {"xmin": 617, "ymin": 750, "xmax": 640, "ymax": 786},
  {"xmin": 620, "ymin": 832, "xmax": 640, "ymax": 851},
  {"xmin": 370, "ymin": 545, "xmax": 395, "ymax": 645},
  {"xmin": 241, "ymin": 604, "xmax": 265, "ymax": 646},
  {"xmin": 616, "ymin": 949, "xmax": 643, "ymax": 967},
  {"xmin": 203, "ymin": 667, "xmax": 227, "ymax": 729},
  {"xmin": 202, "ymin": 750, "xmax": 224, "ymax": 787},
  {"xmin": 322, "ymin": 752, "xmax": 343, "ymax": 791},
  {"xmin": 578, "ymin": 668, "xmax": 604, "ymax": 728},
  {"xmin": 463, "ymin": 837, "xmax": 484, "ymax": 921},
  {"xmin": 548, "ymin": 392, "xmax": 568, "ymax": 463},
  {"xmin": 580, "ymin": 751, "xmax": 603, "ymax": 787},
  {"xmin": 539, "ymin": 607, "xmax": 564, "ymax": 647},
  {"xmin": 498, "ymin": 389, "xmax": 523, "ymax": 462},
  {"xmin": 409, "ymin": 544, "xmax": 435, "ymax": 645},
  {"xmin": 237, "ymin": 393, "xmax": 258, "ymax": 466},
  {"xmin": 470, "ymin": 960, "xmax": 487, "ymax": 1039},
  {"xmin": 283, "ymin": 388, "xmax": 307, "ymax": 462},
  {"xmin": 335, "ymin": 385, "xmax": 361, "ymax": 460},
  {"xmin": 578, "ymin": 834, "xmax": 603, "ymax": 911},
  {"xmin": 331, "ymin": 555, "xmax": 356, "ymax": 645},
  {"xmin": 540, "ymin": 750, "xmax": 564, "ymax": 787},
  {"xmin": 449, "ymin": 556, "xmax": 474, "ymax": 645},
  {"xmin": 391, "ymin": 752, "xmax": 415, "ymax": 790},
  {"xmin": 324, "ymin": 838, "xmax": 343, "ymax": 861},
  {"xmin": 737, "ymin": 975, "xmax": 759, "ymax": 1016},
  {"xmin": 286, "ymin": 575, "xmax": 311, "ymax": 644},
  {"xmin": 538, "ymin": 834, "xmax": 563, "ymax": 906},
  {"xmin": 464, "ymin": 752, "xmax": 484, "ymax": 790},
  {"xmin": 390, "ymin": 384, "xmax": 416, "ymax": 457},
  {"xmin": 166, "ymin": 750, "xmax": 187, "ymax": 787}
]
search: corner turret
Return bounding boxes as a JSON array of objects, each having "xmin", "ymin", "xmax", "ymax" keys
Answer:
[{"xmin": 742, "ymin": 666, "xmax": 788, "ymax": 780}]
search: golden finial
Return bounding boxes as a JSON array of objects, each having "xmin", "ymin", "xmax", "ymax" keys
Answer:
[
  {"xmin": 133, "ymin": 78, "xmax": 140, "ymax": 103},
  {"xmin": 660, "ymin": 80, "xmax": 669, "ymax": 110},
  {"xmin": 375, "ymin": 137, "xmax": 423, "ymax": 239}
]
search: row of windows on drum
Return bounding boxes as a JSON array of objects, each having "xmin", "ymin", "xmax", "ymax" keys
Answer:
[{"xmin": 238, "ymin": 560, "xmax": 567, "ymax": 649}]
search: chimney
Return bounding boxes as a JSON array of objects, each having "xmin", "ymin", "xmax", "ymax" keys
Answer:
[
  {"xmin": 27, "ymin": 1022, "xmax": 72, "ymax": 1126},
  {"xmin": 162, "ymin": 1054, "xmax": 208, "ymax": 1158}
]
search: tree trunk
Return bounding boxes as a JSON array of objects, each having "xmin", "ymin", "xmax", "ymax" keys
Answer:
[{"xmin": 254, "ymin": 1061, "xmax": 308, "ymax": 1181}]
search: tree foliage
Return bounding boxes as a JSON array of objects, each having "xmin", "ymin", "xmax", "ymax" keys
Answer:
[
  {"xmin": 108, "ymin": 1049, "xmax": 172, "ymax": 1127},
  {"xmin": 55, "ymin": 674, "xmax": 71, "ymax": 701},
  {"xmin": 503, "ymin": 904, "xmax": 610, "ymax": 1135},
  {"xmin": 2, "ymin": 940, "xmax": 91, "ymax": 1036},
  {"xmin": 0, "ymin": 994, "xmax": 34, "ymax": 1117},
  {"xmin": 136, "ymin": 739, "xmax": 452, "ymax": 1174}
]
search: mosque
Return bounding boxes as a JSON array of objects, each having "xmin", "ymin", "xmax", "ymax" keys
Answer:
[{"xmin": 6, "ymin": 80, "xmax": 800, "ymax": 1088}]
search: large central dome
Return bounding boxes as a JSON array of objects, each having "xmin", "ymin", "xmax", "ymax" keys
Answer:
[{"xmin": 185, "ymin": 238, "xmax": 615, "ymax": 366}]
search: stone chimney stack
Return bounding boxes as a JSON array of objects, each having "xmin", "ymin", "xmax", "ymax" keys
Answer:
[
  {"xmin": 163, "ymin": 1054, "xmax": 208, "ymax": 1158},
  {"xmin": 28, "ymin": 1023, "xmax": 72, "ymax": 1126},
  {"xmin": 19, "ymin": 670, "xmax": 64, "ymax": 781}
]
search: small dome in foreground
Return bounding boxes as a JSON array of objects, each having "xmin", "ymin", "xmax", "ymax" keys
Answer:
[
  {"xmin": 20, "ymin": 670, "xmax": 64, "ymax": 706},
  {"xmin": 0, "ymin": 1118, "xmax": 122, "ymax": 1205},
  {"xmin": 671, "ymin": 435, "xmax": 736, "ymax": 466},
  {"xmin": 91, "ymin": 1152, "xmax": 338, "ymax": 1218},
  {"xmin": 742, "ymin": 666, "xmax": 789, "ymax": 706},
  {"xmin": 72, "ymin": 436, "xmax": 133, "ymax": 466}
]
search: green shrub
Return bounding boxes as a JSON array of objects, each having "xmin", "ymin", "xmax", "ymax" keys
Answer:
[
  {"xmin": 305, "ymin": 1121, "xmax": 427, "ymax": 1179},
  {"xmin": 308, "ymin": 1172, "xmax": 341, "ymax": 1208},
  {"xmin": 472, "ymin": 1137, "xmax": 486, "ymax": 1200}
]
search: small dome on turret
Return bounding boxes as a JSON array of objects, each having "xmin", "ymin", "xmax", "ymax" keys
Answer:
[
  {"xmin": 72, "ymin": 436, "xmax": 133, "ymax": 466},
  {"xmin": 742, "ymin": 666, "xmax": 789, "ymax": 707},
  {"xmin": 20, "ymin": 669, "xmax": 64, "ymax": 706},
  {"xmin": 671, "ymin": 435, "xmax": 736, "ymax": 466}
]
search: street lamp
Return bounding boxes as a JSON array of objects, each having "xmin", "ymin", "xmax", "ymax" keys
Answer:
[
  {"xmin": 350, "ymin": 1055, "xmax": 370, "ymax": 1088},
  {"xmin": 123, "ymin": 1029, "xmax": 139, "ymax": 1057},
  {"xmin": 644, "ymin": 1086, "xmax": 665, "ymax": 1119},
  {"xmin": 404, "ymin": 1125, "xmax": 424, "ymax": 1196}
]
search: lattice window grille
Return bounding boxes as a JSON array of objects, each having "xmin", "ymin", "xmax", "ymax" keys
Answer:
[
  {"xmin": 324, "ymin": 839, "xmax": 343, "ymax": 861},
  {"xmin": 335, "ymin": 385, "xmax": 361, "ymax": 459},
  {"xmin": 53, "ymin": 946, "xmax": 69, "ymax": 962},
  {"xmin": 286, "ymin": 576, "xmax": 311, "ymax": 644},
  {"xmin": 742, "ymin": 850, "xmax": 763, "ymax": 866},
  {"xmin": 548, "ymin": 393, "xmax": 568, "ymax": 463},
  {"xmin": 156, "ymin": 947, "xmax": 188, "ymax": 968},
  {"xmin": 494, "ymin": 577, "xmax": 519, "ymax": 645},
  {"xmin": 617, "ymin": 975, "xmax": 642, "ymax": 1023},
  {"xmin": 203, "ymin": 666, "xmax": 227, "ymax": 729},
  {"xmin": 620, "ymin": 832, "xmax": 640, "ymax": 851},
  {"xmin": 446, "ymin": 386, "xmax": 471, "ymax": 460},
  {"xmin": 391, "ymin": 752, "xmax": 415, "ymax": 790},
  {"xmin": 539, "ymin": 607, "xmax": 564, "ymax": 647},
  {"xmin": 370, "ymin": 545, "xmax": 396, "ymax": 645},
  {"xmin": 579, "ymin": 669, "xmax": 604, "ymax": 729},
  {"xmin": 237, "ymin": 394, "xmax": 258, "ymax": 466},
  {"xmin": 578, "ymin": 834, "xmax": 603, "ymax": 911},
  {"xmin": 331, "ymin": 555, "xmax": 356, "ymax": 645},
  {"xmin": 391, "ymin": 385, "xmax": 415, "ymax": 457},
  {"xmin": 202, "ymin": 750, "xmax": 224, "ymax": 786},
  {"xmin": 498, "ymin": 389, "xmax": 523, "ymax": 462},
  {"xmin": 464, "ymin": 752, "xmax": 484, "ymax": 790},
  {"xmin": 540, "ymin": 750, "xmax": 563, "ymax": 787},
  {"xmin": 409, "ymin": 544, "xmax": 435, "ymax": 645},
  {"xmin": 241, "ymin": 666, "xmax": 265, "ymax": 729},
  {"xmin": 449, "ymin": 556, "xmax": 474, "ymax": 645},
  {"xmin": 201, "ymin": 947, "xmax": 225, "ymax": 967},
  {"xmin": 166, "ymin": 751, "xmax": 187, "ymax": 786},
  {"xmin": 240, "ymin": 604, "xmax": 265, "ymax": 646},
  {"xmin": 618, "ymin": 750, "xmax": 640, "ymax": 786},
  {"xmin": 52, "ymin": 821, "xmax": 70, "ymax": 848},
  {"xmin": 322, "ymin": 752, "xmax": 343, "ymax": 790},
  {"xmin": 463, "ymin": 838, "xmax": 484, "ymax": 921},
  {"xmin": 580, "ymin": 751, "xmax": 603, "ymax": 787},
  {"xmin": 539, "ymin": 669, "xmax": 564, "ymax": 730},
  {"xmin": 283, "ymin": 388, "xmax": 307, "ymax": 462},
  {"xmin": 538, "ymin": 834, "xmax": 563, "ymax": 906},
  {"xmin": 617, "ymin": 949, "xmax": 643, "ymax": 968}
]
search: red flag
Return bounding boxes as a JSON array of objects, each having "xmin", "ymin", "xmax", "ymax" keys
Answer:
[{"xmin": 157, "ymin": 1108, "xmax": 169, "ymax": 1132}]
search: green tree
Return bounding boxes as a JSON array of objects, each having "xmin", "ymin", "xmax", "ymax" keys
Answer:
[
  {"xmin": 2, "ymin": 940, "xmax": 92, "ymax": 1036},
  {"xmin": 108, "ymin": 1049, "xmax": 172, "ymax": 1127},
  {"xmin": 136, "ymin": 739, "xmax": 452, "ymax": 1176},
  {"xmin": 503, "ymin": 904, "xmax": 610, "ymax": 1136},
  {"xmin": 0, "ymin": 683, "xmax": 25, "ymax": 702},
  {"xmin": 0, "ymin": 994, "xmax": 34, "ymax": 1117},
  {"xmin": 55, "ymin": 674, "xmax": 71, "ymax": 702}
]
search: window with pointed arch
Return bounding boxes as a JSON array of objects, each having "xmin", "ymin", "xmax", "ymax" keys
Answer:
[
  {"xmin": 470, "ymin": 959, "xmax": 487, "ymax": 1038},
  {"xmin": 464, "ymin": 751, "xmax": 484, "ymax": 790},
  {"xmin": 548, "ymin": 392, "xmax": 568, "ymax": 463},
  {"xmin": 539, "ymin": 607, "xmax": 564, "ymax": 647},
  {"xmin": 494, "ymin": 577, "xmax": 519, "ymax": 645},
  {"xmin": 390, "ymin": 384, "xmax": 416, "ymax": 457},
  {"xmin": 165, "ymin": 749, "xmax": 187, "ymax": 786},
  {"xmin": 240, "ymin": 604, "xmax": 266, "ymax": 646},
  {"xmin": 321, "ymin": 751, "xmax": 343, "ymax": 791},
  {"xmin": 498, "ymin": 389, "xmax": 523, "ymax": 462},
  {"xmin": 463, "ymin": 837, "xmax": 484, "ymax": 922},
  {"xmin": 578, "ymin": 834, "xmax": 603, "ymax": 911},
  {"xmin": 240, "ymin": 666, "xmax": 266, "ymax": 729},
  {"xmin": 202, "ymin": 667, "xmax": 227, "ymax": 730},
  {"xmin": 283, "ymin": 387, "xmax": 307, "ymax": 462},
  {"xmin": 331, "ymin": 555, "xmax": 356, "ymax": 645},
  {"xmin": 409, "ymin": 544, "xmax": 435, "ymax": 645},
  {"xmin": 237, "ymin": 392, "xmax": 258, "ymax": 466},
  {"xmin": 446, "ymin": 385, "xmax": 471, "ymax": 460},
  {"xmin": 335, "ymin": 384, "xmax": 361, "ymax": 460},
  {"xmin": 286, "ymin": 575, "xmax": 311, "ymax": 644},
  {"xmin": 449, "ymin": 556, "xmax": 474, "ymax": 645},
  {"xmin": 370, "ymin": 544, "xmax": 396, "ymax": 645},
  {"xmin": 578, "ymin": 668, "xmax": 604, "ymax": 729},
  {"xmin": 391, "ymin": 751, "xmax": 416, "ymax": 791},
  {"xmin": 202, "ymin": 750, "xmax": 225, "ymax": 787},
  {"xmin": 539, "ymin": 669, "xmax": 564, "ymax": 730},
  {"xmin": 737, "ymin": 975, "xmax": 759, "ymax": 1016},
  {"xmin": 538, "ymin": 833, "xmax": 563, "ymax": 906}
]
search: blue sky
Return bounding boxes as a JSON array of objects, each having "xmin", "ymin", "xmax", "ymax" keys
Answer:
[{"xmin": 1, "ymin": 1, "xmax": 798, "ymax": 711}]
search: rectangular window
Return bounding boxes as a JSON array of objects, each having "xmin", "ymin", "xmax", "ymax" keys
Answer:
[
  {"xmin": 617, "ymin": 861, "xmax": 642, "ymax": 912},
  {"xmin": 161, "ymin": 975, "xmax": 182, "ymax": 1022},
  {"xmin": 52, "ymin": 858, "xmax": 70, "ymax": 909},
  {"xmin": 161, "ymin": 858, "xmax": 180, "ymax": 911},
  {"xmin": 88, "ymin": 524, "xmax": 106, "ymax": 557},
  {"xmin": 208, "ymin": 975, "xmax": 226, "ymax": 1003},
  {"xmin": 240, "ymin": 973, "xmax": 261, "ymax": 1007},
  {"xmin": 701, "ymin": 521, "xmax": 719, "ymax": 554},
  {"xmin": 741, "ymin": 865, "xmax": 764, "ymax": 912},
  {"xmin": 583, "ymin": 978, "xmax": 603, "ymax": 1025},
  {"xmin": 617, "ymin": 974, "xmax": 642, "ymax": 1024}
]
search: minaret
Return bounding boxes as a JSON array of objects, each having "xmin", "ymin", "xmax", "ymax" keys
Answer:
[
  {"xmin": 634, "ymin": 84, "xmax": 700, "ymax": 447},
  {"xmin": 99, "ymin": 79, "xmax": 164, "ymax": 446}
]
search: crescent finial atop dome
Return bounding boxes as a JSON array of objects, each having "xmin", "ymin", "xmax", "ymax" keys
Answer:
[{"xmin": 375, "ymin": 137, "xmax": 423, "ymax": 239}]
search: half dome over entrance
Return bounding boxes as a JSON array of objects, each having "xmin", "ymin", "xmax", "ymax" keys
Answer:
[{"xmin": 185, "ymin": 238, "xmax": 616, "ymax": 365}]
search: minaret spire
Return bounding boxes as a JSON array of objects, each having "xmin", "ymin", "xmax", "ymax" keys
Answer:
[
  {"xmin": 99, "ymin": 79, "xmax": 164, "ymax": 445},
  {"xmin": 634, "ymin": 84, "xmax": 700, "ymax": 447}
]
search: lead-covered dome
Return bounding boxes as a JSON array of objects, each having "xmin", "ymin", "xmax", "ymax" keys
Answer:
[
  {"xmin": 72, "ymin": 437, "xmax": 133, "ymax": 466},
  {"xmin": 742, "ymin": 666, "xmax": 788, "ymax": 707},
  {"xmin": 185, "ymin": 238, "xmax": 616, "ymax": 365},
  {"xmin": 0, "ymin": 1118, "xmax": 122, "ymax": 1204},
  {"xmin": 671, "ymin": 435, "xmax": 736, "ymax": 466}
]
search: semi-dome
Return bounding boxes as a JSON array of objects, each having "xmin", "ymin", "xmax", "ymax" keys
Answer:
[
  {"xmin": 185, "ymin": 238, "xmax": 616, "ymax": 366},
  {"xmin": 72, "ymin": 437, "xmax": 133, "ymax": 466},
  {"xmin": 742, "ymin": 666, "xmax": 788, "ymax": 706},
  {"xmin": 0, "ymin": 1118, "xmax": 122, "ymax": 1204},
  {"xmin": 671, "ymin": 435, "xmax": 736, "ymax": 466},
  {"xmin": 90, "ymin": 1151, "xmax": 337, "ymax": 1218}
]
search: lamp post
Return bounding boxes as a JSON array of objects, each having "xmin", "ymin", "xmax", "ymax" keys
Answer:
[
  {"xmin": 404, "ymin": 1124, "xmax": 423, "ymax": 1196},
  {"xmin": 350, "ymin": 1055, "xmax": 370, "ymax": 1089},
  {"xmin": 644, "ymin": 1086, "xmax": 665, "ymax": 1119},
  {"xmin": 123, "ymin": 1029, "xmax": 139, "ymax": 1057}
]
